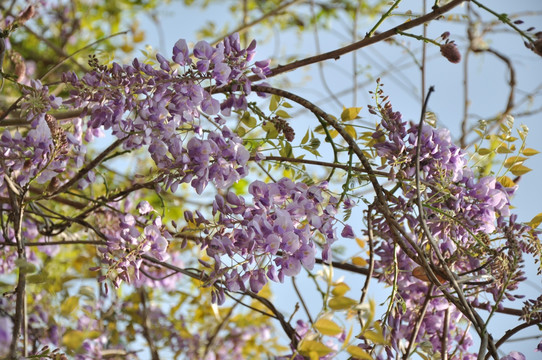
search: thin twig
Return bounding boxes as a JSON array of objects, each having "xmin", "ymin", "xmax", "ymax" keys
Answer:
[
  {"xmin": 403, "ymin": 285, "xmax": 434, "ymax": 360},
  {"xmin": 138, "ymin": 288, "xmax": 160, "ymax": 360},
  {"xmin": 246, "ymin": 0, "xmax": 467, "ymax": 82}
]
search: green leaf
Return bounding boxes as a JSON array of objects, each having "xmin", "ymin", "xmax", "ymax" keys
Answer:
[
  {"xmin": 270, "ymin": 95, "xmax": 280, "ymax": 112},
  {"xmin": 300, "ymin": 129, "xmax": 310, "ymax": 145},
  {"xmin": 279, "ymin": 142, "xmax": 293, "ymax": 158},
  {"xmin": 276, "ymin": 109, "xmax": 291, "ymax": 119},
  {"xmin": 61, "ymin": 296, "xmax": 80, "ymax": 316},
  {"xmin": 346, "ymin": 345, "xmax": 373, "ymax": 359},
  {"xmin": 27, "ymin": 272, "xmax": 48, "ymax": 284},
  {"xmin": 15, "ymin": 259, "xmax": 37, "ymax": 274},
  {"xmin": 262, "ymin": 122, "xmax": 278, "ymax": 138},
  {"xmin": 329, "ymin": 296, "xmax": 358, "ymax": 310},
  {"xmin": 341, "ymin": 107, "xmax": 362, "ymax": 121},
  {"xmin": 241, "ymin": 113, "xmax": 257, "ymax": 128},
  {"xmin": 314, "ymin": 318, "xmax": 343, "ymax": 336},
  {"xmin": 236, "ymin": 126, "xmax": 246, "ymax": 137}
]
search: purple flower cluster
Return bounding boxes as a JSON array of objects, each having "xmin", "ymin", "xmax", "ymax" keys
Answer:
[
  {"xmin": 96, "ymin": 201, "xmax": 171, "ymax": 287},
  {"xmin": 63, "ymin": 34, "xmax": 269, "ymax": 196},
  {"xmin": 187, "ymin": 178, "xmax": 347, "ymax": 298},
  {"xmin": 371, "ymin": 97, "xmax": 513, "ymax": 256},
  {"xmin": 369, "ymin": 93, "xmax": 535, "ymax": 358},
  {"xmin": 0, "ymin": 113, "xmax": 70, "ymax": 187}
]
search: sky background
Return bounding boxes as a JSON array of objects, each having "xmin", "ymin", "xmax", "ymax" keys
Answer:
[{"xmin": 129, "ymin": 0, "xmax": 542, "ymax": 358}]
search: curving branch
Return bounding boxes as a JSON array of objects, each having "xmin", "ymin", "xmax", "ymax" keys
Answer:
[{"xmin": 248, "ymin": 0, "xmax": 468, "ymax": 82}]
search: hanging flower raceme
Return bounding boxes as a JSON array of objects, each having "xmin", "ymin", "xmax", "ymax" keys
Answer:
[{"xmin": 369, "ymin": 89, "xmax": 538, "ymax": 359}]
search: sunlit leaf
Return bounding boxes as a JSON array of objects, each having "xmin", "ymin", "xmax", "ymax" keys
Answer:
[
  {"xmin": 497, "ymin": 175, "xmax": 515, "ymax": 188},
  {"xmin": 345, "ymin": 125, "xmax": 357, "ymax": 139},
  {"xmin": 341, "ymin": 107, "xmax": 362, "ymax": 121},
  {"xmin": 329, "ymin": 296, "xmax": 358, "ymax": 310},
  {"xmin": 270, "ymin": 95, "xmax": 280, "ymax": 112},
  {"xmin": 522, "ymin": 148, "xmax": 540, "ymax": 156},
  {"xmin": 298, "ymin": 340, "xmax": 333, "ymax": 357},
  {"xmin": 477, "ymin": 148, "xmax": 492, "ymax": 155},
  {"xmin": 346, "ymin": 345, "xmax": 372, "ymax": 359},
  {"xmin": 301, "ymin": 129, "xmax": 310, "ymax": 145},
  {"xmin": 61, "ymin": 296, "xmax": 80, "ymax": 316},
  {"xmin": 276, "ymin": 110, "xmax": 291, "ymax": 119},
  {"xmin": 503, "ymin": 156, "xmax": 527, "ymax": 168},
  {"xmin": 509, "ymin": 164, "xmax": 531, "ymax": 176},
  {"xmin": 364, "ymin": 329, "xmax": 388, "ymax": 345},
  {"xmin": 527, "ymin": 213, "xmax": 542, "ymax": 228},
  {"xmin": 332, "ymin": 283, "xmax": 350, "ymax": 297},
  {"xmin": 496, "ymin": 144, "xmax": 513, "ymax": 154},
  {"xmin": 314, "ymin": 318, "xmax": 343, "ymax": 336},
  {"xmin": 352, "ymin": 256, "xmax": 368, "ymax": 267},
  {"xmin": 62, "ymin": 330, "xmax": 101, "ymax": 350}
]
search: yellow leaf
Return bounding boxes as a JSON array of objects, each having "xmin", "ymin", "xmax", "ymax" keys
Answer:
[
  {"xmin": 503, "ymin": 156, "xmax": 527, "ymax": 168},
  {"xmin": 364, "ymin": 329, "xmax": 388, "ymax": 345},
  {"xmin": 329, "ymin": 296, "xmax": 358, "ymax": 310},
  {"xmin": 60, "ymin": 296, "xmax": 79, "ymax": 316},
  {"xmin": 62, "ymin": 330, "xmax": 100, "ymax": 350},
  {"xmin": 314, "ymin": 318, "xmax": 343, "ymax": 336},
  {"xmin": 345, "ymin": 125, "xmax": 357, "ymax": 139},
  {"xmin": 522, "ymin": 148, "xmax": 540, "ymax": 156},
  {"xmin": 133, "ymin": 31, "xmax": 145, "ymax": 43},
  {"xmin": 496, "ymin": 145, "xmax": 513, "ymax": 154},
  {"xmin": 343, "ymin": 326, "xmax": 354, "ymax": 348},
  {"xmin": 310, "ymin": 351, "xmax": 319, "ymax": 360},
  {"xmin": 477, "ymin": 148, "xmax": 492, "ymax": 155},
  {"xmin": 341, "ymin": 107, "xmax": 362, "ymax": 121},
  {"xmin": 497, "ymin": 175, "xmax": 516, "ymax": 188},
  {"xmin": 509, "ymin": 164, "xmax": 532, "ymax": 176},
  {"xmin": 527, "ymin": 213, "xmax": 542, "ymax": 228},
  {"xmin": 298, "ymin": 340, "xmax": 333, "ymax": 357},
  {"xmin": 329, "ymin": 130, "xmax": 339, "ymax": 139},
  {"xmin": 120, "ymin": 43, "xmax": 134, "ymax": 53},
  {"xmin": 346, "ymin": 345, "xmax": 373, "ymax": 359},
  {"xmin": 270, "ymin": 95, "xmax": 280, "ymax": 112},
  {"xmin": 355, "ymin": 238, "xmax": 366, "ymax": 248},
  {"xmin": 332, "ymin": 282, "xmax": 350, "ymax": 297},
  {"xmin": 352, "ymin": 257, "xmax": 367, "ymax": 267}
]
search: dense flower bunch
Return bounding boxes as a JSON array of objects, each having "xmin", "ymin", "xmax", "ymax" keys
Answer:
[
  {"xmin": 187, "ymin": 178, "xmax": 349, "ymax": 299},
  {"xmin": 94, "ymin": 201, "xmax": 172, "ymax": 288},
  {"xmin": 62, "ymin": 34, "xmax": 267, "ymax": 195},
  {"xmin": 369, "ymin": 92, "xmax": 537, "ymax": 358}
]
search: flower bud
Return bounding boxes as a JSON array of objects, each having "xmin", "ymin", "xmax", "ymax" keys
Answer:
[{"xmin": 440, "ymin": 41, "xmax": 461, "ymax": 64}]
